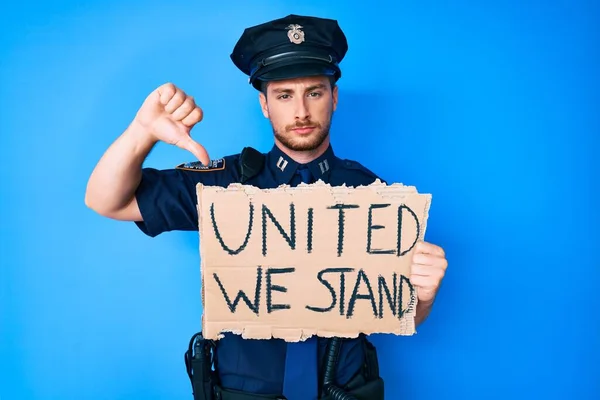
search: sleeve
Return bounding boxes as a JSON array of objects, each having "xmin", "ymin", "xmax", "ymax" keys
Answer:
[
  {"xmin": 133, "ymin": 156, "xmax": 240, "ymax": 237},
  {"xmin": 133, "ymin": 168, "xmax": 200, "ymax": 237}
]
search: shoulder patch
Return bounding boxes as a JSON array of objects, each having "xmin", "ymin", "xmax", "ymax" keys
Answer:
[{"xmin": 176, "ymin": 158, "xmax": 226, "ymax": 172}]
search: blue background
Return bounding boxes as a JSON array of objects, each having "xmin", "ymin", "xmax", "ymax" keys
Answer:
[{"xmin": 1, "ymin": 0, "xmax": 598, "ymax": 399}]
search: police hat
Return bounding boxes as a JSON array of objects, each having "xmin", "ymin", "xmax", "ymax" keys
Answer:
[{"xmin": 231, "ymin": 14, "xmax": 348, "ymax": 90}]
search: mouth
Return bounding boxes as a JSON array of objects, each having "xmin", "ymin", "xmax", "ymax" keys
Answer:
[{"xmin": 291, "ymin": 126, "xmax": 316, "ymax": 135}]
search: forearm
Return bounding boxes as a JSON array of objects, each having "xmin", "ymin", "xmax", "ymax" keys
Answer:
[{"xmin": 85, "ymin": 119, "xmax": 156, "ymax": 218}]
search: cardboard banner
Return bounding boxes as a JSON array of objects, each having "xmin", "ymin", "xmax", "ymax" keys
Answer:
[{"xmin": 197, "ymin": 180, "xmax": 432, "ymax": 342}]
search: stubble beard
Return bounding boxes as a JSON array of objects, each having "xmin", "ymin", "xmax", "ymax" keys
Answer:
[{"xmin": 273, "ymin": 116, "xmax": 332, "ymax": 152}]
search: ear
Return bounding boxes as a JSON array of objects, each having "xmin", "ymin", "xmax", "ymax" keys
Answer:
[
  {"xmin": 332, "ymin": 84, "xmax": 339, "ymax": 112},
  {"xmin": 259, "ymin": 92, "xmax": 269, "ymax": 118}
]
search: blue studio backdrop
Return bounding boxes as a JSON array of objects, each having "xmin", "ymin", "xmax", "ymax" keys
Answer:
[{"xmin": 1, "ymin": 1, "xmax": 598, "ymax": 399}]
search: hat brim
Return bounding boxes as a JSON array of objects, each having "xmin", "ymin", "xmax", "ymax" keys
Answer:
[{"xmin": 251, "ymin": 59, "xmax": 340, "ymax": 90}]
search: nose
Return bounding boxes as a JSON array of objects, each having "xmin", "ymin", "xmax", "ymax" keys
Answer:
[{"xmin": 295, "ymin": 97, "xmax": 310, "ymax": 120}]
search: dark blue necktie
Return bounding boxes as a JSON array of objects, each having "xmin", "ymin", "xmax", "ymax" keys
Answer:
[
  {"xmin": 282, "ymin": 166, "xmax": 318, "ymax": 400},
  {"xmin": 297, "ymin": 167, "xmax": 312, "ymax": 185}
]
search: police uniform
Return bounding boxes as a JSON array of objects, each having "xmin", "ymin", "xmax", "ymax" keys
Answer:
[{"xmin": 134, "ymin": 14, "xmax": 385, "ymax": 400}]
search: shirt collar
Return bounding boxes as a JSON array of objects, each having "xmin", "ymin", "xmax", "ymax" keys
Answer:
[{"xmin": 266, "ymin": 144, "xmax": 336, "ymax": 185}]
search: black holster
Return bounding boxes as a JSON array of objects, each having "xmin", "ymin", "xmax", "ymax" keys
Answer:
[{"xmin": 184, "ymin": 332, "xmax": 219, "ymax": 400}]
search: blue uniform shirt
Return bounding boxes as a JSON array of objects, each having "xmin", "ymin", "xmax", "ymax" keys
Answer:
[{"xmin": 134, "ymin": 144, "xmax": 382, "ymax": 395}]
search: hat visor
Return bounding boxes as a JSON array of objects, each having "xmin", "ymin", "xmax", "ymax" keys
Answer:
[{"xmin": 252, "ymin": 59, "xmax": 340, "ymax": 89}]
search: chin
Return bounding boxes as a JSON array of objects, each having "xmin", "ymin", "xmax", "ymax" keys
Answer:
[
  {"xmin": 276, "ymin": 131, "xmax": 329, "ymax": 152},
  {"xmin": 282, "ymin": 137, "xmax": 326, "ymax": 151}
]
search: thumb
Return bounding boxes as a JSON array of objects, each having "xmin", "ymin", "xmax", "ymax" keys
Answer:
[{"xmin": 178, "ymin": 135, "xmax": 210, "ymax": 166}]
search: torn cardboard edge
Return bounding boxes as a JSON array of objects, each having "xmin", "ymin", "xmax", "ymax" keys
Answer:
[
  {"xmin": 204, "ymin": 318, "xmax": 417, "ymax": 342},
  {"xmin": 196, "ymin": 179, "xmax": 431, "ymax": 342}
]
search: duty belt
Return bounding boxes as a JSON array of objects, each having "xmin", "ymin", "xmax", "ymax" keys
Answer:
[{"xmin": 184, "ymin": 333, "xmax": 384, "ymax": 400}]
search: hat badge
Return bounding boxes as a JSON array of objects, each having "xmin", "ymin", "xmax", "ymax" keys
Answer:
[{"xmin": 286, "ymin": 24, "xmax": 305, "ymax": 44}]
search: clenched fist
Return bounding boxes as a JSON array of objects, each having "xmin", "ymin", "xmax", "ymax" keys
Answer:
[
  {"xmin": 135, "ymin": 83, "xmax": 210, "ymax": 165},
  {"xmin": 410, "ymin": 241, "xmax": 448, "ymax": 305}
]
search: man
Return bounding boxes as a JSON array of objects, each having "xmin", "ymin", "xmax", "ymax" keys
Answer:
[{"xmin": 85, "ymin": 14, "xmax": 448, "ymax": 400}]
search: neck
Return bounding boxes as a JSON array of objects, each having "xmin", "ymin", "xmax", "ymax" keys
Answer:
[{"xmin": 275, "ymin": 136, "xmax": 331, "ymax": 164}]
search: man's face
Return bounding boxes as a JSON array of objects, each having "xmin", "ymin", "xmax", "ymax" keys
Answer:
[{"xmin": 259, "ymin": 75, "xmax": 338, "ymax": 152}]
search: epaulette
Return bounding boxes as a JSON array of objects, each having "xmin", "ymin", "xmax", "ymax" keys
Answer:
[{"xmin": 175, "ymin": 158, "xmax": 226, "ymax": 172}]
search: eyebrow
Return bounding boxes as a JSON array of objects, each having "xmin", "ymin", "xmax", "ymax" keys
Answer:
[{"xmin": 271, "ymin": 83, "xmax": 327, "ymax": 94}]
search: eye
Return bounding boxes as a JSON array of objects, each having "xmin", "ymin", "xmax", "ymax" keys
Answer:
[
  {"xmin": 277, "ymin": 94, "xmax": 290, "ymax": 100},
  {"xmin": 308, "ymin": 91, "xmax": 322, "ymax": 97}
]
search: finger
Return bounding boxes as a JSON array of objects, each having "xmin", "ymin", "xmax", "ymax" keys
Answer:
[
  {"xmin": 178, "ymin": 135, "xmax": 210, "ymax": 165},
  {"xmin": 165, "ymin": 89, "xmax": 186, "ymax": 114},
  {"xmin": 412, "ymin": 252, "xmax": 448, "ymax": 269},
  {"xmin": 157, "ymin": 83, "xmax": 177, "ymax": 105},
  {"xmin": 181, "ymin": 106, "xmax": 204, "ymax": 127},
  {"xmin": 411, "ymin": 264, "xmax": 445, "ymax": 279},
  {"xmin": 416, "ymin": 241, "xmax": 445, "ymax": 257},
  {"xmin": 172, "ymin": 97, "xmax": 196, "ymax": 121},
  {"xmin": 411, "ymin": 264, "xmax": 431, "ymax": 277},
  {"xmin": 408, "ymin": 274, "xmax": 435, "ymax": 289},
  {"xmin": 412, "ymin": 254, "xmax": 448, "ymax": 271},
  {"xmin": 412, "ymin": 253, "xmax": 438, "ymax": 266}
]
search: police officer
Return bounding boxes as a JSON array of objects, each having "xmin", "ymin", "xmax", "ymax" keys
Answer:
[{"xmin": 85, "ymin": 14, "xmax": 448, "ymax": 400}]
